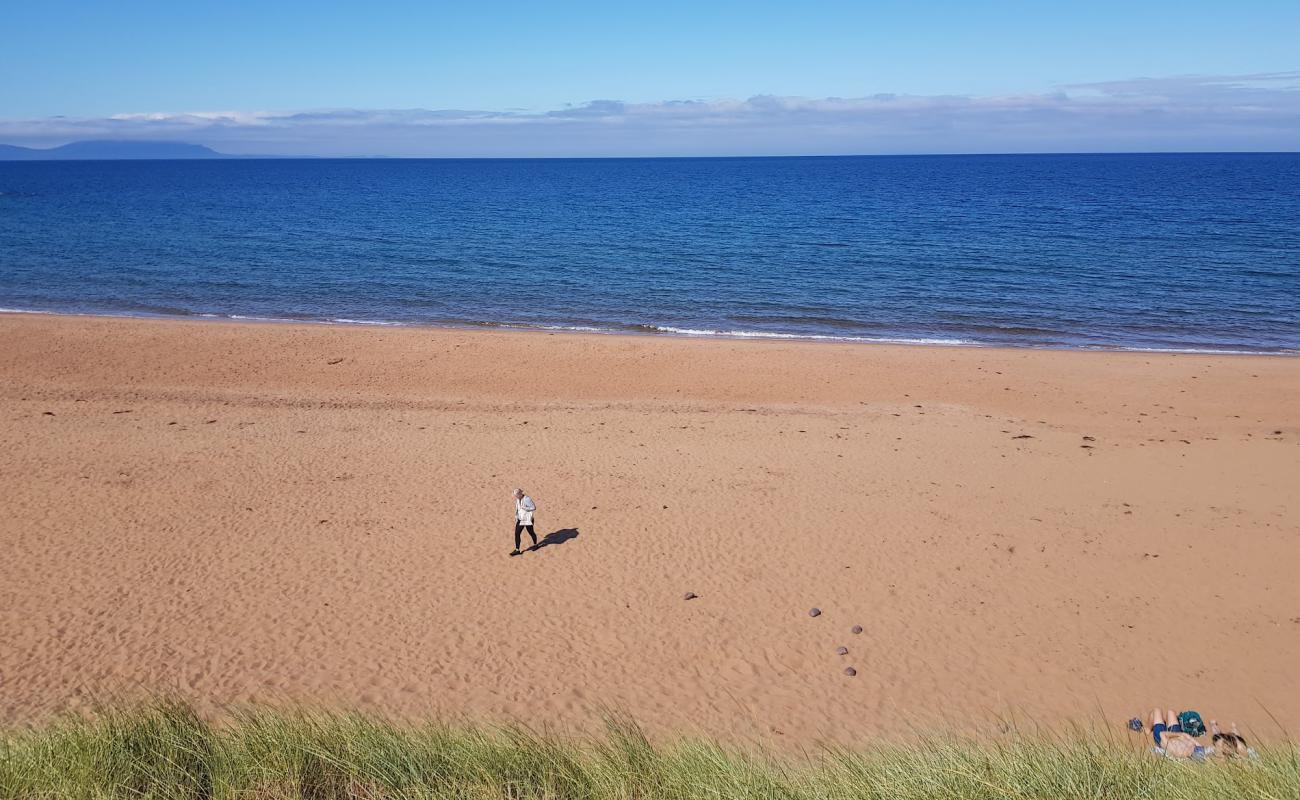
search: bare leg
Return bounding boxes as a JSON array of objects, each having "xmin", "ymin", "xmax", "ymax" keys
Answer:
[
  {"xmin": 1209, "ymin": 719, "xmax": 1222, "ymax": 736},
  {"xmin": 1151, "ymin": 708, "xmax": 1164, "ymax": 745},
  {"xmin": 1165, "ymin": 709, "xmax": 1178, "ymax": 728}
]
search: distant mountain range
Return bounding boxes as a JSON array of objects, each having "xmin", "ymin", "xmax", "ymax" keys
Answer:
[{"xmin": 0, "ymin": 140, "xmax": 229, "ymax": 160}]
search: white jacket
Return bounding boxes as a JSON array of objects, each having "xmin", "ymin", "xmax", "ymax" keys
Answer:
[{"xmin": 515, "ymin": 496, "xmax": 536, "ymax": 525}]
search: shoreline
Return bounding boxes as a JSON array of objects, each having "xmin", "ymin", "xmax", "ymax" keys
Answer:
[
  {"xmin": 1, "ymin": 307, "xmax": 1294, "ymax": 357},
  {"xmin": 2, "ymin": 312, "xmax": 1297, "ymax": 744}
]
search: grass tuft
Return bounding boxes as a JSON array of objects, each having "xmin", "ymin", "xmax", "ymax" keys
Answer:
[{"xmin": 1, "ymin": 700, "xmax": 1295, "ymax": 799}]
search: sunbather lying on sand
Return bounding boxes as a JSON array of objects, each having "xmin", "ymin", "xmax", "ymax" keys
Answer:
[
  {"xmin": 1210, "ymin": 719, "xmax": 1255, "ymax": 759},
  {"xmin": 1150, "ymin": 708, "xmax": 1206, "ymax": 760}
]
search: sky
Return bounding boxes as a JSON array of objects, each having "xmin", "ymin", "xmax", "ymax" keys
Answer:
[{"xmin": 1, "ymin": 0, "xmax": 1298, "ymax": 156}]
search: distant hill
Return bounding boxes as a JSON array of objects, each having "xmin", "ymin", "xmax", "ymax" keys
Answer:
[{"xmin": 0, "ymin": 140, "xmax": 228, "ymax": 160}]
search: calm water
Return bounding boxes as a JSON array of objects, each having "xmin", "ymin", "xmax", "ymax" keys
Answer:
[{"xmin": 1, "ymin": 154, "xmax": 1297, "ymax": 352}]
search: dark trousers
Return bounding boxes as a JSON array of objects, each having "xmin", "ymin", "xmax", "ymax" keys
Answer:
[{"xmin": 514, "ymin": 522, "xmax": 538, "ymax": 551}]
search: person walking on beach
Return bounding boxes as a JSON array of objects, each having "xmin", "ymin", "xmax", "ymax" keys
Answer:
[{"xmin": 511, "ymin": 488, "xmax": 538, "ymax": 556}]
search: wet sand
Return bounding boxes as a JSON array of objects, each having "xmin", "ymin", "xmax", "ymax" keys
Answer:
[{"xmin": 1, "ymin": 312, "xmax": 1297, "ymax": 744}]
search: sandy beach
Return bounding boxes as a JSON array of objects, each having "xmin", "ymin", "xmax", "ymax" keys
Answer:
[{"xmin": 1, "ymin": 312, "xmax": 1297, "ymax": 745}]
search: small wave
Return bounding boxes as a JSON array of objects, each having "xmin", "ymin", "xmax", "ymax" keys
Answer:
[
  {"xmin": 536, "ymin": 324, "xmax": 606, "ymax": 333},
  {"xmin": 502, "ymin": 322, "xmax": 607, "ymax": 333},
  {"xmin": 329, "ymin": 318, "xmax": 406, "ymax": 326},
  {"xmin": 0, "ymin": 304, "xmax": 203, "ymax": 319},
  {"xmin": 961, "ymin": 324, "xmax": 1067, "ymax": 338},
  {"xmin": 457, "ymin": 320, "xmax": 615, "ymax": 334},
  {"xmin": 1101, "ymin": 344, "xmax": 1295, "ymax": 356},
  {"xmin": 728, "ymin": 314, "xmax": 887, "ymax": 332},
  {"xmin": 115, "ymin": 303, "xmax": 203, "ymax": 318},
  {"xmin": 226, "ymin": 314, "xmax": 331, "ymax": 324},
  {"xmin": 646, "ymin": 325, "xmax": 975, "ymax": 346}
]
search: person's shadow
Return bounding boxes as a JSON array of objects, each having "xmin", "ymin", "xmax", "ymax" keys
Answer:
[{"xmin": 531, "ymin": 527, "xmax": 579, "ymax": 552}]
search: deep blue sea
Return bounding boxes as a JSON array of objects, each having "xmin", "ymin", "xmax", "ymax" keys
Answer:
[{"xmin": 1, "ymin": 154, "xmax": 1298, "ymax": 353}]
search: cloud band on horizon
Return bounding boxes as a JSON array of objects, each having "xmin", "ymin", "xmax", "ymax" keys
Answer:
[{"xmin": 3, "ymin": 73, "xmax": 1297, "ymax": 157}]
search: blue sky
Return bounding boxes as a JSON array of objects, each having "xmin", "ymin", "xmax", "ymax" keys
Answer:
[{"xmin": 2, "ymin": 1, "xmax": 1298, "ymax": 155}]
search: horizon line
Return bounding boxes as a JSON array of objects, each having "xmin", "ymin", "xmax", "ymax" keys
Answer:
[{"xmin": 4, "ymin": 148, "xmax": 1300, "ymax": 162}]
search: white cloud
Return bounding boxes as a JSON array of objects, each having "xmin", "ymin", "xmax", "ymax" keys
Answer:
[{"xmin": 3, "ymin": 73, "xmax": 1298, "ymax": 156}]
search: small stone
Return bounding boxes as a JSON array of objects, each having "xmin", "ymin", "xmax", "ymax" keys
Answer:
[
  {"xmin": 844, "ymin": 667, "xmax": 857, "ymax": 677},
  {"xmin": 851, "ymin": 625, "xmax": 863, "ymax": 634},
  {"xmin": 836, "ymin": 646, "xmax": 849, "ymax": 655},
  {"xmin": 808, "ymin": 608, "xmax": 821, "ymax": 618},
  {"xmin": 683, "ymin": 592, "xmax": 698, "ymax": 601}
]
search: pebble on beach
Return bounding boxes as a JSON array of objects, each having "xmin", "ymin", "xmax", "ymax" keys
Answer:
[
  {"xmin": 809, "ymin": 608, "xmax": 822, "ymax": 617},
  {"xmin": 683, "ymin": 592, "xmax": 698, "ymax": 601},
  {"xmin": 844, "ymin": 667, "xmax": 857, "ymax": 677},
  {"xmin": 851, "ymin": 625, "xmax": 863, "ymax": 634},
  {"xmin": 836, "ymin": 646, "xmax": 849, "ymax": 655}
]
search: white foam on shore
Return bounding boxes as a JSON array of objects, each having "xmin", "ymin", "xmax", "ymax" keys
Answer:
[
  {"xmin": 330, "ymin": 318, "xmax": 406, "ymax": 326},
  {"xmin": 536, "ymin": 324, "xmax": 605, "ymax": 333},
  {"xmin": 227, "ymin": 314, "xmax": 331, "ymax": 324},
  {"xmin": 1095, "ymin": 345, "xmax": 1293, "ymax": 356},
  {"xmin": 648, "ymin": 325, "xmax": 976, "ymax": 346}
]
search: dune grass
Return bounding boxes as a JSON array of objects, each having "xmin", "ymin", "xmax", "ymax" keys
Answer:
[{"xmin": 1, "ymin": 701, "xmax": 1296, "ymax": 799}]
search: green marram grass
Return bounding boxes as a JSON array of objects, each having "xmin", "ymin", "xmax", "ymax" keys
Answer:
[{"xmin": 1, "ymin": 701, "xmax": 1296, "ymax": 799}]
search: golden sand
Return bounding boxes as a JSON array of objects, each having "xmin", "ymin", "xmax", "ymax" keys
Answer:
[{"xmin": 2, "ymin": 313, "xmax": 1297, "ymax": 744}]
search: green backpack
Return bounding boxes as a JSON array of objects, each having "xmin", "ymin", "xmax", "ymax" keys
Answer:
[{"xmin": 1178, "ymin": 710, "xmax": 1206, "ymax": 737}]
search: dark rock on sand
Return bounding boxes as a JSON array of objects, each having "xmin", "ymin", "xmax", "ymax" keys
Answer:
[
  {"xmin": 851, "ymin": 625, "xmax": 863, "ymax": 634},
  {"xmin": 809, "ymin": 608, "xmax": 821, "ymax": 617},
  {"xmin": 684, "ymin": 592, "xmax": 698, "ymax": 601},
  {"xmin": 836, "ymin": 646, "xmax": 849, "ymax": 655},
  {"xmin": 844, "ymin": 667, "xmax": 857, "ymax": 677}
]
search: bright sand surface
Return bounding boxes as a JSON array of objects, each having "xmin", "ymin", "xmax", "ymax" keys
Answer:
[{"xmin": 1, "ymin": 312, "xmax": 1298, "ymax": 744}]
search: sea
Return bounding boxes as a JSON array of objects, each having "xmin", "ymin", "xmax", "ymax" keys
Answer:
[{"xmin": 1, "ymin": 153, "xmax": 1298, "ymax": 353}]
